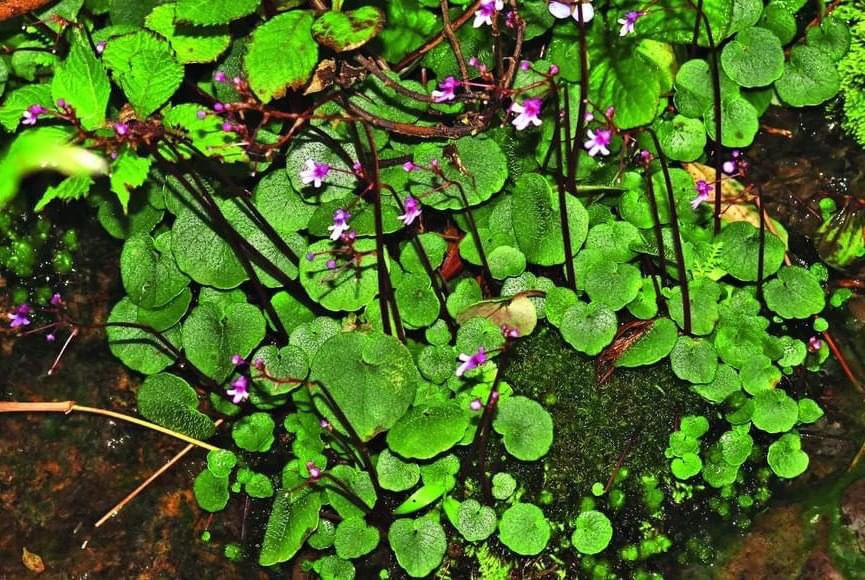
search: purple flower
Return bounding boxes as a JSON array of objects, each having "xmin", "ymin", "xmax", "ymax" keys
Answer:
[
  {"xmin": 468, "ymin": 56, "xmax": 487, "ymax": 72},
  {"xmin": 584, "ymin": 128, "xmax": 612, "ymax": 157},
  {"xmin": 352, "ymin": 161, "xmax": 363, "ymax": 175},
  {"xmin": 306, "ymin": 252, "xmax": 316, "ymax": 262},
  {"xmin": 549, "ymin": 0, "xmax": 595, "ymax": 23},
  {"xmin": 307, "ymin": 461, "xmax": 322, "ymax": 481},
  {"xmin": 214, "ymin": 71, "xmax": 227, "ymax": 83},
  {"xmin": 520, "ymin": 60, "xmax": 531, "ymax": 71},
  {"xmin": 639, "ymin": 149, "xmax": 653, "ymax": 164},
  {"xmin": 722, "ymin": 160, "xmax": 736, "ymax": 174},
  {"xmin": 226, "ymin": 375, "xmax": 250, "ymax": 404},
  {"xmin": 402, "ymin": 161, "xmax": 418, "ymax": 172},
  {"xmin": 221, "ymin": 121, "xmax": 234, "ymax": 132},
  {"xmin": 326, "ymin": 259, "xmax": 337, "ymax": 269},
  {"xmin": 328, "ymin": 208, "xmax": 351, "ymax": 240},
  {"xmin": 456, "ymin": 347, "xmax": 487, "ymax": 377},
  {"xmin": 473, "ymin": 0, "xmax": 504, "ymax": 27},
  {"xmin": 231, "ymin": 354, "xmax": 246, "ymax": 366},
  {"xmin": 469, "ymin": 398, "xmax": 483, "ymax": 412},
  {"xmin": 114, "ymin": 122, "xmax": 129, "ymax": 136},
  {"xmin": 617, "ymin": 11, "xmax": 644, "ymax": 36},
  {"xmin": 56, "ymin": 98, "xmax": 67, "ymax": 109},
  {"xmin": 21, "ymin": 105, "xmax": 45, "ymax": 126},
  {"xmin": 432, "ymin": 76, "xmax": 460, "ymax": 103},
  {"xmin": 253, "ymin": 358, "xmax": 265, "ymax": 371},
  {"xmin": 95, "ymin": 41, "xmax": 106, "ymax": 54},
  {"xmin": 319, "ymin": 419, "xmax": 331, "ymax": 429},
  {"xmin": 510, "ymin": 98, "xmax": 543, "ymax": 131},
  {"xmin": 7, "ymin": 304, "xmax": 32, "ymax": 329},
  {"xmin": 549, "ymin": 64, "xmax": 560, "ymax": 76},
  {"xmin": 398, "ymin": 196, "xmax": 422, "ymax": 226},
  {"xmin": 300, "ymin": 159, "xmax": 332, "ymax": 188},
  {"xmin": 196, "ymin": 110, "xmax": 207, "ymax": 120},
  {"xmin": 46, "ymin": 333, "xmax": 56, "ymax": 342},
  {"xmin": 691, "ymin": 179, "xmax": 713, "ymax": 209},
  {"xmin": 808, "ymin": 336, "xmax": 823, "ymax": 352},
  {"xmin": 50, "ymin": 293, "xmax": 63, "ymax": 306},
  {"xmin": 213, "ymin": 102, "xmax": 225, "ymax": 113}
]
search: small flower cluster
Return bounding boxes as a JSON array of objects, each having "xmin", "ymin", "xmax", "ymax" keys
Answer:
[
  {"xmin": 473, "ymin": 0, "xmax": 504, "ymax": 28},
  {"xmin": 226, "ymin": 354, "xmax": 264, "ymax": 404},
  {"xmin": 691, "ymin": 179, "xmax": 713, "ymax": 209}
]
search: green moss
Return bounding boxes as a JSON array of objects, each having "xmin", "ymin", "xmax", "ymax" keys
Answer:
[
  {"xmin": 502, "ymin": 325, "xmax": 711, "ymax": 522},
  {"xmin": 836, "ymin": 2, "xmax": 865, "ymax": 146}
]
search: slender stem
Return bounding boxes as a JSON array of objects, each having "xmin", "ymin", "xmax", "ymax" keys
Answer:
[
  {"xmin": 756, "ymin": 185, "xmax": 766, "ymax": 300},
  {"xmin": 556, "ymin": 85, "xmax": 577, "ymax": 291},
  {"xmin": 0, "ymin": 402, "xmax": 221, "ymax": 451},
  {"xmin": 471, "ymin": 344, "xmax": 512, "ymax": 503},
  {"xmin": 452, "ymin": 180, "xmax": 493, "ymax": 288},
  {"xmin": 395, "ymin": 0, "xmax": 485, "ymax": 72},
  {"xmin": 645, "ymin": 129, "xmax": 692, "ymax": 334},
  {"xmin": 568, "ymin": 1, "xmax": 590, "ymax": 185},
  {"xmin": 643, "ymin": 166, "xmax": 670, "ymax": 287},
  {"xmin": 440, "ymin": 0, "xmax": 471, "ymax": 87}
]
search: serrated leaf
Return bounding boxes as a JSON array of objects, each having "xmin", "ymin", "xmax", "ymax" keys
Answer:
[
  {"xmin": 176, "ymin": 0, "xmax": 260, "ymax": 25},
  {"xmin": 245, "ymin": 11, "xmax": 318, "ymax": 102},
  {"xmin": 313, "ymin": 7, "xmax": 384, "ymax": 52},
  {"xmin": 110, "ymin": 149, "xmax": 152, "ymax": 212},
  {"xmin": 52, "ymin": 34, "xmax": 111, "ymax": 129},
  {"xmin": 34, "ymin": 175, "xmax": 93, "ymax": 212},
  {"xmin": 103, "ymin": 31, "xmax": 184, "ymax": 116},
  {"xmin": 145, "ymin": 3, "xmax": 231, "ymax": 64}
]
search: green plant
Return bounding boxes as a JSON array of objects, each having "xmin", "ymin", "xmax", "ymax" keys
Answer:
[{"xmin": 0, "ymin": 0, "xmax": 852, "ymax": 577}]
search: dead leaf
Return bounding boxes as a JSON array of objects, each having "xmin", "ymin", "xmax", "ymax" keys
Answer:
[
  {"xmin": 22, "ymin": 547, "xmax": 45, "ymax": 574},
  {"xmin": 456, "ymin": 292, "xmax": 541, "ymax": 337}
]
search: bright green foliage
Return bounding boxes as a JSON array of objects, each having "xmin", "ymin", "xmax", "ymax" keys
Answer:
[
  {"xmin": 492, "ymin": 396, "xmax": 554, "ymax": 461},
  {"xmin": 376, "ymin": 449, "xmax": 420, "ymax": 492},
  {"xmin": 721, "ymin": 27, "xmax": 785, "ymax": 87},
  {"xmin": 52, "ymin": 34, "xmax": 110, "ymax": 130},
  {"xmin": 194, "ymin": 469, "xmax": 229, "ymax": 512},
  {"xmin": 334, "ymin": 517, "xmax": 380, "ymax": 559},
  {"xmin": 451, "ymin": 499, "xmax": 497, "ymax": 542},
  {"xmin": 776, "ymin": 45, "xmax": 841, "ymax": 106},
  {"xmin": 102, "ymin": 31, "xmax": 184, "ymax": 116},
  {"xmin": 388, "ymin": 517, "xmax": 447, "ymax": 578},
  {"xmin": 146, "ymin": 4, "xmax": 231, "ymax": 63},
  {"xmin": 767, "ymin": 432, "xmax": 809, "ymax": 478},
  {"xmin": 492, "ymin": 472, "xmax": 517, "ymax": 500},
  {"xmin": 499, "ymin": 503, "xmax": 551, "ymax": 556},
  {"xmin": 137, "ymin": 372, "xmax": 215, "ymax": 439},
  {"xmin": 311, "ymin": 331, "xmax": 418, "ymax": 442},
  {"xmin": 259, "ymin": 487, "xmax": 321, "ymax": 566},
  {"xmin": 312, "ymin": 7, "xmax": 384, "ymax": 52},
  {"xmin": 232, "ymin": 412, "xmax": 275, "ymax": 452},
  {"xmin": 387, "ymin": 403, "xmax": 469, "ymax": 459},
  {"xmin": 182, "ymin": 302, "xmax": 265, "ymax": 382},
  {"xmin": 176, "ymin": 0, "xmax": 260, "ymax": 25},
  {"xmin": 559, "ymin": 301, "xmax": 617, "ymax": 355},
  {"xmin": 571, "ymin": 510, "xmax": 613, "ymax": 555},
  {"xmin": 245, "ymin": 11, "xmax": 318, "ymax": 102},
  {"xmin": 656, "ymin": 114, "xmax": 707, "ymax": 161},
  {"xmin": 764, "ymin": 266, "xmax": 825, "ymax": 319},
  {"xmin": 752, "ymin": 389, "xmax": 799, "ymax": 433},
  {"xmin": 670, "ymin": 337, "xmax": 718, "ymax": 384},
  {"xmin": 120, "ymin": 233, "xmax": 188, "ymax": 309}
]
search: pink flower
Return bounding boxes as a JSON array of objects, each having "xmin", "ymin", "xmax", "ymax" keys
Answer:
[
  {"xmin": 510, "ymin": 98, "xmax": 543, "ymax": 131},
  {"xmin": 473, "ymin": 0, "xmax": 504, "ymax": 27},
  {"xmin": 808, "ymin": 336, "xmax": 823, "ymax": 352},
  {"xmin": 584, "ymin": 128, "xmax": 612, "ymax": 157},
  {"xmin": 226, "ymin": 375, "xmax": 249, "ymax": 404},
  {"xmin": 617, "ymin": 11, "xmax": 643, "ymax": 36},
  {"xmin": 7, "ymin": 304, "xmax": 31, "ymax": 328},
  {"xmin": 519, "ymin": 60, "xmax": 531, "ymax": 71},
  {"xmin": 456, "ymin": 347, "xmax": 487, "ymax": 377},
  {"xmin": 21, "ymin": 105, "xmax": 45, "ymax": 126},
  {"xmin": 114, "ymin": 122, "xmax": 129, "ymax": 136},
  {"xmin": 432, "ymin": 76, "xmax": 460, "ymax": 103},
  {"xmin": 469, "ymin": 398, "xmax": 483, "ymax": 411},
  {"xmin": 50, "ymin": 293, "xmax": 63, "ymax": 306},
  {"xmin": 214, "ymin": 71, "xmax": 227, "ymax": 83},
  {"xmin": 95, "ymin": 41, "xmax": 106, "ymax": 54},
  {"xmin": 501, "ymin": 324, "xmax": 520, "ymax": 338},
  {"xmin": 231, "ymin": 354, "xmax": 246, "ymax": 366},
  {"xmin": 402, "ymin": 161, "xmax": 417, "ymax": 172},
  {"xmin": 690, "ymin": 179, "xmax": 712, "ymax": 209},
  {"xmin": 319, "ymin": 419, "xmax": 331, "ymax": 429},
  {"xmin": 328, "ymin": 208, "xmax": 351, "ymax": 240},
  {"xmin": 548, "ymin": 0, "xmax": 595, "ymax": 23},
  {"xmin": 300, "ymin": 159, "xmax": 331, "ymax": 188},
  {"xmin": 398, "ymin": 196, "xmax": 422, "ymax": 226},
  {"xmin": 307, "ymin": 461, "xmax": 322, "ymax": 481}
]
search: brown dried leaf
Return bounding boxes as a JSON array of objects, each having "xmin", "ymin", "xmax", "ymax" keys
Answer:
[{"xmin": 22, "ymin": 547, "xmax": 45, "ymax": 574}]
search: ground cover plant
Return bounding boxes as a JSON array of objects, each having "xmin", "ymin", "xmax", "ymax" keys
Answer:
[{"xmin": 0, "ymin": 0, "xmax": 861, "ymax": 576}]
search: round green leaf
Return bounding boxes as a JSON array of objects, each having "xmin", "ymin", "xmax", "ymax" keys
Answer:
[
  {"xmin": 671, "ymin": 452, "xmax": 703, "ymax": 480},
  {"xmin": 250, "ymin": 344, "xmax": 309, "ymax": 397},
  {"xmin": 253, "ymin": 171, "xmax": 315, "ymax": 235},
  {"xmin": 388, "ymin": 518, "xmax": 447, "ymax": 578},
  {"xmin": 145, "ymin": 4, "xmax": 231, "ymax": 64},
  {"xmin": 499, "ymin": 503, "xmax": 551, "ymax": 556},
  {"xmin": 313, "ymin": 7, "xmax": 384, "ymax": 52},
  {"xmin": 775, "ymin": 45, "xmax": 841, "ymax": 107},
  {"xmin": 492, "ymin": 396, "xmax": 554, "ymax": 461},
  {"xmin": 667, "ymin": 278, "xmax": 721, "ymax": 336},
  {"xmin": 335, "ymin": 517, "xmax": 380, "ymax": 560},
  {"xmin": 245, "ymin": 11, "xmax": 318, "ymax": 101},
  {"xmin": 107, "ymin": 297, "xmax": 180, "ymax": 375},
  {"xmin": 300, "ymin": 238, "xmax": 379, "ymax": 312},
  {"xmin": 764, "ymin": 266, "xmax": 825, "ymax": 319},
  {"xmin": 193, "ymin": 469, "xmax": 229, "ymax": 512},
  {"xmin": 559, "ymin": 301, "xmax": 617, "ymax": 356},
  {"xmin": 768, "ymin": 432, "xmax": 809, "ymax": 478},
  {"xmin": 759, "ymin": 2, "xmax": 797, "ymax": 45},
  {"xmin": 670, "ymin": 336, "xmax": 718, "ymax": 384},
  {"xmin": 182, "ymin": 302, "xmax": 266, "ymax": 382},
  {"xmin": 718, "ymin": 221, "xmax": 785, "ymax": 282},
  {"xmin": 232, "ymin": 412, "xmax": 275, "ymax": 452},
  {"xmin": 492, "ymin": 472, "xmax": 517, "ymax": 500},
  {"xmin": 387, "ymin": 403, "xmax": 470, "ymax": 460},
  {"xmin": 311, "ymin": 331, "xmax": 419, "ymax": 442},
  {"xmin": 408, "ymin": 136, "xmax": 508, "ymax": 210},
  {"xmin": 488, "ymin": 245, "xmax": 526, "ymax": 280},
  {"xmin": 571, "ymin": 510, "xmax": 613, "ymax": 555},
  {"xmin": 702, "ymin": 454, "xmax": 740, "ymax": 487},
  {"xmin": 656, "ymin": 114, "xmax": 708, "ymax": 161},
  {"xmin": 740, "ymin": 356, "xmax": 782, "ymax": 394},
  {"xmin": 455, "ymin": 499, "xmax": 497, "ymax": 542},
  {"xmin": 376, "ymin": 449, "xmax": 420, "ymax": 492},
  {"xmin": 752, "ymin": 389, "xmax": 799, "ymax": 433},
  {"xmin": 137, "ymin": 373, "xmax": 216, "ymax": 440},
  {"xmin": 806, "ymin": 15, "xmax": 851, "ymax": 62},
  {"xmin": 121, "ymin": 232, "xmax": 189, "ymax": 309},
  {"xmin": 395, "ymin": 273, "xmax": 441, "ymax": 328},
  {"xmin": 719, "ymin": 429, "xmax": 754, "ymax": 466},
  {"xmin": 798, "ymin": 398, "xmax": 824, "ymax": 424},
  {"xmin": 511, "ymin": 173, "xmax": 589, "ymax": 265},
  {"xmin": 704, "ymin": 94, "xmax": 760, "ymax": 148},
  {"xmin": 314, "ymin": 555, "xmax": 355, "ymax": 580},
  {"xmin": 692, "ymin": 363, "xmax": 741, "ymax": 403},
  {"xmin": 171, "ymin": 206, "xmax": 246, "ymax": 289},
  {"xmin": 616, "ymin": 318, "xmax": 679, "ymax": 367},
  {"xmin": 721, "ymin": 27, "xmax": 785, "ymax": 87}
]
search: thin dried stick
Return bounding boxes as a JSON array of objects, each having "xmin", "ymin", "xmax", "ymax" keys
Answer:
[{"xmin": 94, "ymin": 419, "xmax": 225, "ymax": 528}]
